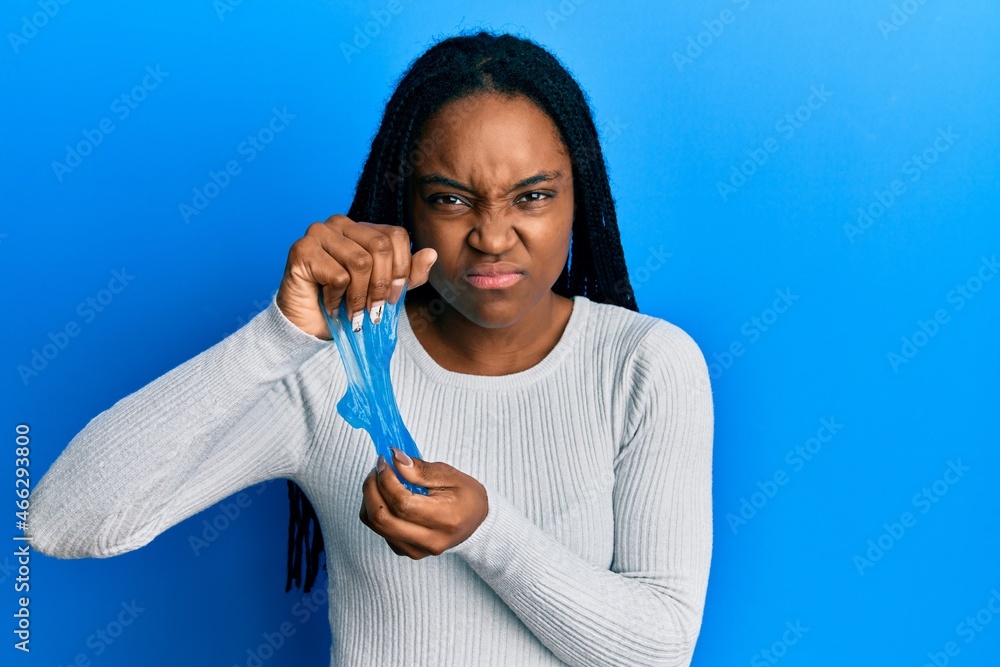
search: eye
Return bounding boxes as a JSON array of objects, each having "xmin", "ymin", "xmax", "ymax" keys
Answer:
[
  {"xmin": 427, "ymin": 194, "xmax": 468, "ymax": 209},
  {"xmin": 515, "ymin": 191, "xmax": 552, "ymax": 206}
]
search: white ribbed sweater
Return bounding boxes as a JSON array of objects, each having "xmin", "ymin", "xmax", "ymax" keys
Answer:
[{"xmin": 28, "ymin": 292, "xmax": 714, "ymax": 667}]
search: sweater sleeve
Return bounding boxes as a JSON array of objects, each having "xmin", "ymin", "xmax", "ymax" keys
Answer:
[
  {"xmin": 26, "ymin": 294, "xmax": 330, "ymax": 559},
  {"xmin": 447, "ymin": 321, "xmax": 714, "ymax": 667}
]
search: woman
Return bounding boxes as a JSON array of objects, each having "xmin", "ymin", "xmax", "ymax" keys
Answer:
[{"xmin": 28, "ymin": 30, "xmax": 714, "ymax": 666}]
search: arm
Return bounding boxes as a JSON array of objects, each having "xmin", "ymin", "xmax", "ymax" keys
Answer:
[
  {"xmin": 26, "ymin": 294, "xmax": 330, "ymax": 559},
  {"xmin": 448, "ymin": 322, "xmax": 714, "ymax": 667}
]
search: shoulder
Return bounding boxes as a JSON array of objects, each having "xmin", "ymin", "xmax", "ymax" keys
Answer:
[
  {"xmin": 581, "ymin": 297, "xmax": 713, "ymax": 436},
  {"xmin": 581, "ymin": 300, "xmax": 713, "ymax": 449},
  {"xmin": 580, "ymin": 297, "xmax": 710, "ymax": 381}
]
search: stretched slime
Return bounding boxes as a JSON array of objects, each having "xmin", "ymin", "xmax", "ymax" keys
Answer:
[{"xmin": 319, "ymin": 286, "xmax": 429, "ymax": 495}]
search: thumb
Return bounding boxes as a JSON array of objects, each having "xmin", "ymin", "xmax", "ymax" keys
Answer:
[
  {"xmin": 408, "ymin": 247, "xmax": 438, "ymax": 289},
  {"xmin": 390, "ymin": 447, "xmax": 434, "ymax": 486}
]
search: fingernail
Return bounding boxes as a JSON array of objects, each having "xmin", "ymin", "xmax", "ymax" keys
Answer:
[
  {"xmin": 376, "ymin": 455, "xmax": 386, "ymax": 472},
  {"xmin": 370, "ymin": 300, "xmax": 385, "ymax": 325},
  {"xmin": 391, "ymin": 447, "xmax": 412, "ymax": 467},
  {"xmin": 352, "ymin": 310, "xmax": 364, "ymax": 332},
  {"xmin": 388, "ymin": 278, "xmax": 406, "ymax": 304}
]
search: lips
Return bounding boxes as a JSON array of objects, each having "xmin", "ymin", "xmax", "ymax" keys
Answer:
[
  {"xmin": 465, "ymin": 273, "xmax": 523, "ymax": 289},
  {"xmin": 466, "ymin": 262, "xmax": 524, "ymax": 277}
]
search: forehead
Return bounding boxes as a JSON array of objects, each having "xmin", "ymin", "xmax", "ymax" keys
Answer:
[{"xmin": 413, "ymin": 93, "xmax": 569, "ymax": 186}]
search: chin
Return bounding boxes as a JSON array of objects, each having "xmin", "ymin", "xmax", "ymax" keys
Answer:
[
  {"xmin": 423, "ymin": 274, "xmax": 547, "ymax": 328},
  {"xmin": 458, "ymin": 288, "xmax": 543, "ymax": 329}
]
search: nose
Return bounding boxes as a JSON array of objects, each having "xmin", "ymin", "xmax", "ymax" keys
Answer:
[{"xmin": 467, "ymin": 211, "xmax": 516, "ymax": 256}]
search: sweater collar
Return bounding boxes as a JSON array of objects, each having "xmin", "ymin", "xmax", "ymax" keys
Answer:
[{"xmin": 395, "ymin": 295, "xmax": 590, "ymax": 390}]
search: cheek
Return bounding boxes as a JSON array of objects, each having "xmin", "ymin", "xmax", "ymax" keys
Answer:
[
  {"xmin": 416, "ymin": 224, "xmax": 462, "ymax": 281},
  {"xmin": 530, "ymin": 215, "xmax": 573, "ymax": 280},
  {"xmin": 409, "ymin": 211, "xmax": 450, "ymax": 256},
  {"xmin": 418, "ymin": 223, "xmax": 459, "ymax": 256}
]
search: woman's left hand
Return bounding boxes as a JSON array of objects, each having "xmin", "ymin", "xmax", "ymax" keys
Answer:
[{"xmin": 359, "ymin": 448, "xmax": 488, "ymax": 559}]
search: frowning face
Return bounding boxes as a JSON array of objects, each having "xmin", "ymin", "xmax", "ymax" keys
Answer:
[{"xmin": 406, "ymin": 92, "xmax": 575, "ymax": 329}]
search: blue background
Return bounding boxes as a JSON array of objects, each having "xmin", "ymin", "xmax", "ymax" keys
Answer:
[{"xmin": 3, "ymin": 1, "xmax": 998, "ymax": 665}]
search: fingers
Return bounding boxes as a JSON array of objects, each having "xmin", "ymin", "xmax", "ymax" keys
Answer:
[
  {"xmin": 278, "ymin": 213, "xmax": 433, "ymax": 338},
  {"xmin": 323, "ymin": 216, "xmax": 420, "ymax": 323},
  {"xmin": 384, "ymin": 539, "xmax": 408, "ymax": 558},
  {"xmin": 358, "ymin": 496, "xmax": 423, "ymax": 558},
  {"xmin": 308, "ymin": 216, "xmax": 375, "ymax": 329},
  {"xmin": 278, "ymin": 233, "xmax": 353, "ymax": 340},
  {"xmin": 358, "ymin": 489, "xmax": 431, "ymax": 559},
  {"xmin": 353, "ymin": 223, "xmax": 413, "ymax": 307},
  {"xmin": 377, "ymin": 458, "xmax": 463, "ymax": 538},
  {"xmin": 300, "ymin": 221, "xmax": 365, "ymax": 319},
  {"xmin": 386, "ymin": 537, "xmax": 431, "ymax": 559},
  {"xmin": 409, "ymin": 247, "xmax": 438, "ymax": 290},
  {"xmin": 359, "ymin": 466, "xmax": 445, "ymax": 555}
]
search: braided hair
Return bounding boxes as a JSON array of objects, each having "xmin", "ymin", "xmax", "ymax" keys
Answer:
[{"xmin": 285, "ymin": 29, "xmax": 638, "ymax": 594}]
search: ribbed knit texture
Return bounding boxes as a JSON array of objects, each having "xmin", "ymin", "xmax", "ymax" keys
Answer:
[{"xmin": 28, "ymin": 291, "xmax": 714, "ymax": 667}]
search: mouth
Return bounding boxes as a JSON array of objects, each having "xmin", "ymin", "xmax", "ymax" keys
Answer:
[
  {"xmin": 464, "ymin": 263, "xmax": 525, "ymax": 289},
  {"xmin": 464, "ymin": 273, "xmax": 524, "ymax": 289}
]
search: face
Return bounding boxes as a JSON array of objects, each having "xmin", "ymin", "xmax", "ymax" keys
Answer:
[{"xmin": 405, "ymin": 92, "xmax": 575, "ymax": 329}]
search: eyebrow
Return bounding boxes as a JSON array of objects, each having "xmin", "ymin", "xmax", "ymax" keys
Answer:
[{"xmin": 415, "ymin": 170, "xmax": 564, "ymax": 196}]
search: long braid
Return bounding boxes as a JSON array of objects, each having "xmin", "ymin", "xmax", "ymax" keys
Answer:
[
  {"xmin": 284, "ymin": 479, "xmax": 325, "ymax": 592},
  {"xmin": 286, "ymin": 29, "xmax": 638, "ymax": 593}
]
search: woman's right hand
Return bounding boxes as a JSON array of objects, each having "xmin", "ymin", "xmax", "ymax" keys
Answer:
[{"xmin": 276, "ymin": 214, "xmax": 438, "ymax": 339}]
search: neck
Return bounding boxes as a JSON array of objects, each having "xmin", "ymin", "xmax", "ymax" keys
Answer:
[{"xmin": 404, "ymin": 289, "xmax": 573, "ymax": 376}]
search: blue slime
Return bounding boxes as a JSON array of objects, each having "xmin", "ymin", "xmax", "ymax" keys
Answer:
[{"xmin": 319, "ymin": 285, "xmax": 429, "ymax": 495}]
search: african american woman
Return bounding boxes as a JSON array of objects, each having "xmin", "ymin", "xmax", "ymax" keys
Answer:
[{"xmin": 29, "ymin": 30, "xmax": 714, "ymax": 667}]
